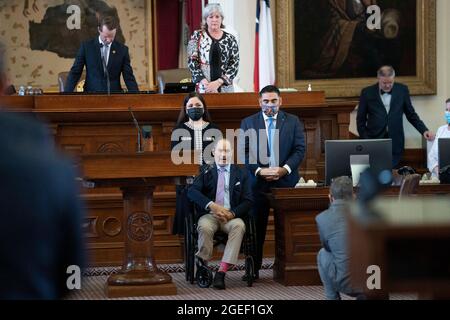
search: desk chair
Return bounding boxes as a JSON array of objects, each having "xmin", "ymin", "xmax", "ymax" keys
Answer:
[
  {"xmin": 156, "ymin": 68, "xmax": 192, "ymax": 94},
  {"xmin": 399, "ymin": 173, "xmax": 421, "ymax": 199},
  {"xmin": 58, "ymin": 71, "xmax": 86, "ymax": 92}
]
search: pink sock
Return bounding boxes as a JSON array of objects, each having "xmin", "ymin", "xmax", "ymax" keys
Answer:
[{"xmin": 219, "ymin": 262, "xmax": 231, "ymax": 273}]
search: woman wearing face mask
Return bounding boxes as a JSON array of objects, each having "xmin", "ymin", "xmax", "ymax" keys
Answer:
[
  {"xmin": 171, "ymin": 92, "xmax": 221, "ymax": 235},
  {"xmin": 428, "ymin": 99, "xmax": 450, "ymax": 178}
]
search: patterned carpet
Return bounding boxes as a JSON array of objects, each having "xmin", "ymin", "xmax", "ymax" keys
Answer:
[
  {"xmin": 68, "ymin": 259, "xmax": 417, "ymax": 300},
  {"xmin": 82, "ymin": 258, "xmax": 275, "ymax": 277}
]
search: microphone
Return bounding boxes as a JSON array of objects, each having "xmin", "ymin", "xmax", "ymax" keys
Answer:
[
  {"xmin": 188, "ymin": 162, "xmax": 215, "ymax": 186},
  {"xmin": 100, "ymin": 43, "xmax": 111, "ymax": 96},
  {"xmin": 129, "ymin": 107, "xmax": 143, "ymax": 153}
]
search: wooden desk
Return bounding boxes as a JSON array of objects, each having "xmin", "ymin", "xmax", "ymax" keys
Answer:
[
  {"xmin": 348, "ymin": 197, "xmax": 450, "ymax": 299},
  {"xmin": 0, "ymin": 93, "xmax": 360, "ymax": 266},
  {"xmin": 82, "ymin": 152, "xmax": 196, "ymax": 297},
  {"xmin": 269, "ymin": 184, "xmax": 450, "ymax": 286}
]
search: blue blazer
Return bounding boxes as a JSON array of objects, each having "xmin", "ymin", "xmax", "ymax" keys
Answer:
[
  {"xmin": 357, "ymin": 83, "xmax": 428, "ymax": 166},
  {"xmin": 187, "ymin": 164, "xmax": 253, "ymax": 219},
  {"xmin": 240, "ymin": 110, "xmax": 306, "ymax": 189},
  {"xmin": 65, "ymin": 38, "xmax": 139, "ymax": 93}
]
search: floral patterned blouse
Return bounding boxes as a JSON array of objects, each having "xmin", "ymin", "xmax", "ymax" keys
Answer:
[{"xmin": 187, "ymin": 29, "xmax": 239, "ymax": 93}]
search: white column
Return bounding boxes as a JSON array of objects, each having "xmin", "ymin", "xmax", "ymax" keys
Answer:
[{"xmin": 209, "ymin": 0, "xmax": 237, "ymax": 38}]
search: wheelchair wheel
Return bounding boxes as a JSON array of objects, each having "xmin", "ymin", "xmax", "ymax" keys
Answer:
[
  {"xmin": 196, "ymin": 265, "xmax": 213, "ymax": 288},
  {"xmin": 184, "ymin": 220, "xmax": 195, "ymax": 284},
  {"xmin": 184, "ymin": 224, "xmax": 189, "ymax": 282},
  {"xmin": 245, "ymin": 256, "xmax": 254, "ymax": 287}
]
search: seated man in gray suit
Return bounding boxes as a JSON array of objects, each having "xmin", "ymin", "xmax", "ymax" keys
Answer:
[
  {"xmin": 316, "ymin": 176, "xmax": 362, "ymax": 300},
  {"xmin": 188, "ymin": 138, "xmax": 253, "ymax": 290}
]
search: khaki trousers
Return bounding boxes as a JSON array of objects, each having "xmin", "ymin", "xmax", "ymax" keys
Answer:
[{"xmin": 196, "ymin": 214, "xmax": 246, "ymax": 265}]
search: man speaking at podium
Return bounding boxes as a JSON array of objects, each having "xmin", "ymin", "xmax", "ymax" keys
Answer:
[{"xmin": 65, "ymin": 16, "xmax": 139, "ymax": 93}]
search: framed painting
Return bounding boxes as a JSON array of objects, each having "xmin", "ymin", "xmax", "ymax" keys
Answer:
[
  {"xmin": 276, "ymin": 0, "xmax": 436, "ymax": 98},
  {"xmin": 0, "ymin": 0, "xmax": 155, "ymax": 91}
]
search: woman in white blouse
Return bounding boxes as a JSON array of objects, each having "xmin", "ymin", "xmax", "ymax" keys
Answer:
[{"xmin": 428, "ymin": 99, "xmax": 450, "ymax": 177}]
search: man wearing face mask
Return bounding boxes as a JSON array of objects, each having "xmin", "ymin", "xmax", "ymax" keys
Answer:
[
  {"xmin": 428, "ymin": 99, "xmax": 450, "ymax": 178},
  {"xmin": 357, "ymin": 65, "xmax": 434, "ymax": 167},
  {"xmin": 65, "ymin": 16, "xmax": 139, "ymax": 93},
  {"xmin": 239, "ymin": 85, "xmax": 306, "ymax": 280}
]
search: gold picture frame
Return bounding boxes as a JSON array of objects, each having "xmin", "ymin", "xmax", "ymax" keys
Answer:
[{"xmin": 276, "ymin": 0, "xmax": 436, "ymax": 98}]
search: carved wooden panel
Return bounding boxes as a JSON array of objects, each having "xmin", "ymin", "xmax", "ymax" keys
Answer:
[{"xmin": 1, "ymin": 93, "xmax": 360, "ymax": 267}]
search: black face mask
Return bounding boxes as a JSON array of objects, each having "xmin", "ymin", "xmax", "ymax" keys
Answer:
[{"xmin": 187, "ymin": 108, "xmax": 204, "ymax": 121}]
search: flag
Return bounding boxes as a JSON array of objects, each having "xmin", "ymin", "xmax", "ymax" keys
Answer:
[{"xmin": 254, "ymin": 0, "xmax": 275, "ymax": 92}]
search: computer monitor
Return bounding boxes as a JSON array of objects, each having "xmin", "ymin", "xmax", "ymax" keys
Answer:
[
  {"xmin": 438, "ymin": 138, "xmax": 450, "ymax": 183},
  {"xmin": 325, "ymin": 139, "xmax": 393, "ymax": 186},
  {"xmin": 163, "ymin": 82, "xmax": 196, "ymax": 94}
]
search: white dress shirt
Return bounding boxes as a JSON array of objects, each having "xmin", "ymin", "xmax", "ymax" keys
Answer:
[
  {"xmin": 99, "ymin": 36, "xmax": 111, "ymax": 66},
  {"xmin": 380, "ymin": 92, "xmax": 392, "ymax": 115},
  {"xmin": 428, "ymin": 125, "xmax": 450, "ymax": 177}
]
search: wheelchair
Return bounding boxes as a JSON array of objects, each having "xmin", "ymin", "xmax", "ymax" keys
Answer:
[{"xmin": 184, "ymin": 204, "xmax": 257, "ymax": 288}]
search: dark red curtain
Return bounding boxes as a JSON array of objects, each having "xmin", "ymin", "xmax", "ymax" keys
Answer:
[
  {"xmin": 156, "ymin": 0, "xmax": 205, "ymax": 70},
  {"xmin": 185, "ymin": 0, "xmax": 205, "ymax": 34},
  {"xmin": 156, "ymin": 0, "xmax": 181, "ymax": 70}
]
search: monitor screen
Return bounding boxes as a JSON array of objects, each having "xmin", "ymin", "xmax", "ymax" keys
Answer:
[
  {"xmin": 163, "ymin": 82, "xmax": 196, "ymax": 94},
  {"xmin": 438, "ymin": 138, "xmax": 450, "ymax": 182},
  {"xmin": 325, "ymin": 139, "xmax": 393, "ymax": 186}
]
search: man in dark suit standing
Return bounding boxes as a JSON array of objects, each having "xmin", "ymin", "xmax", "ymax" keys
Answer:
[
  {"xmin": 240, "ymin": 85, "xmax": 306, "ymax": 279},
  {"xmin": 357, "ymin": 65, "xmax": 434, "ymax": 167},
  {"xmin": 65, "ymin": 16, "xmax": 139, "ymax": 93},
  {"xmin": 188, "ymin": 139, "xmax": 253, "ymax": 290},
  {"xmin": 0, "ymin": 42, "xmax": 85, "ymax": 299}
]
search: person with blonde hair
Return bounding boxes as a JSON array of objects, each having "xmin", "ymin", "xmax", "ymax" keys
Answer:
[{"xmin": 187, "ymin": 3, "xmax": 239, "ymax": 93}]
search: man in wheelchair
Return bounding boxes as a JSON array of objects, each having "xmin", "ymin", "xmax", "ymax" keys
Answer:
[{"xmin": 188, "ymin": 138, "xmax": 253, "ymax": 289}]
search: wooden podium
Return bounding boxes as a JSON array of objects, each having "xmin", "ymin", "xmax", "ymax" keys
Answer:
[{"xmin": 81, "ymin": 152, "xmax": 197, "ymax": 298}]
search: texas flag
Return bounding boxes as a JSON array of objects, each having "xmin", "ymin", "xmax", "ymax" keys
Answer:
[{"xmin": 254, "ymin": 0, "xmax": 275, "ymax": 92}]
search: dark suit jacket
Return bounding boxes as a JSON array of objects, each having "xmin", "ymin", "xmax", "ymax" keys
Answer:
[
  {"xmin": 240, "ymin": 110, "xmax": 306, "ymax": 190},
  {"xmin": 65, "ymin": 38, "xmax": 139, "ymax": 93},
  {"xmin": 187, "ymin": 164, "xmax": 253, "ymax": 219},
  {"xmin": 0, "ymin": 112, "xmax": 85, "ymax": 300},
  {"xmin": 357, "ymin": 83, "xmax": 428, "ymax": 166}
]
